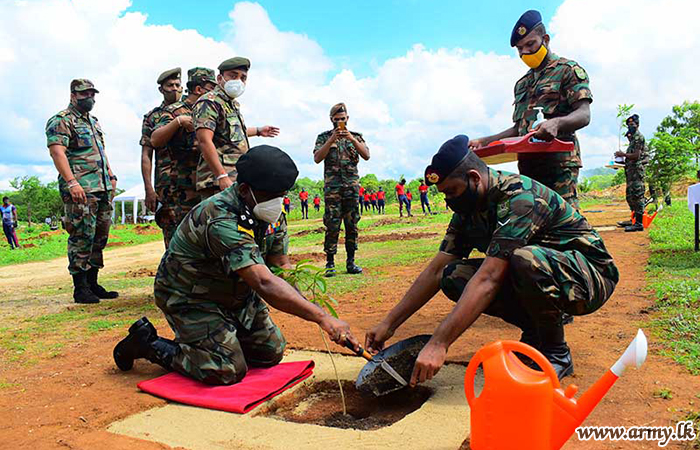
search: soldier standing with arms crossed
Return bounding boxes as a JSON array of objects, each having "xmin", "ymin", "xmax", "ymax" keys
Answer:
[
  {"xmin": 469, "ymin": 10, "xmax": 592, "ymax": 210},
  {"xmin": 46, "ymin": 79, "xmax": 119, "ymax": 304},
  {"xmin": 314, "ymin": 103, "xmax": 369, "ymax": 277},
  {"xmin": 194, "ymin": 57, "xmax": 279, "ymax": 200},
  {"xmin": 151, "ymin": 68, "xmax": 217, "ymax": 230},
  {"xmin": 141, "ymin": 68, "xmax": 182, "ymax": 247}
]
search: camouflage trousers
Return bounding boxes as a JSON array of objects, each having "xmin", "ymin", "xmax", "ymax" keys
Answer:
[
  {"xmin": 440, "ymin": 247, "xmax": 616, "ymax": 328},
  {"xmin": 171, "ymin": 187, "xmax": 201, "ymax": 227},
  {"xmin": 324, "ymin": 188, "xmax": 360, "ymax": 256},
  {"xmin": 158, "ymin": 298, "xmax": 286, "ymax": 385},
  {"xmin": 519, "ymin": 161, "xmax": 580, "ymax": 210},
  {"xmin": 625, "ymin": 166, "xmax": 645, "ymax": 215},
  {"xmin": 62, "ymin": 192, "xmax": 113, "ymax": 275}
]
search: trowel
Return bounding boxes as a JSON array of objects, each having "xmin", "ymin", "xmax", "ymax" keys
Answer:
[{"xmin": 344, "ymin": 341, "xmax": 408, "ymax": 387}]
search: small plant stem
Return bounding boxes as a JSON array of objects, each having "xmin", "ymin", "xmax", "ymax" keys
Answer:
[{"xmin": 318, "ymin": 325, "xmax": 347, "ymax": 415}]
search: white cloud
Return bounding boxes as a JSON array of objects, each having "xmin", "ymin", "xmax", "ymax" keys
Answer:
[{"xmin": 1, "ymin": 0, "xmax": 698, "ymax": 192}]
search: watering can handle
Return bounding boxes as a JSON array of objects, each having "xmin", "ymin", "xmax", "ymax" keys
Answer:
[{"xmin": 464, "ymin": 340, "xmax": 561, "ymax": 405}]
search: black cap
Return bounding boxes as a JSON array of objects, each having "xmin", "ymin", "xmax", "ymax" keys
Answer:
[
  {"xmin": 627, "ymin": 114, "xmax": 640, "ymax": 124},
  {"xmin": 424, "ymin": 135, "xmax": 470, "ymax": 186},
  {"xmin": 236, "ymin": 145, "xmax": 298, "ymax": 192},
  {"xmin": 511, "ymin": 10, "xmax": 543, "ymax": 47}
]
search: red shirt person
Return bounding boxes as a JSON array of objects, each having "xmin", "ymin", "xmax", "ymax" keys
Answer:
[
  {"xmin": 299, "ymin": 190, "xmax": 309, "ymax": 201},
  {"xmin": 313, "ymin": 196, "xmax": 321, "ymax": 206}
]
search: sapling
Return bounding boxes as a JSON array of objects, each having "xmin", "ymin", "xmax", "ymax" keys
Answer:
[{"xmin": 273, "ymin": 260, "xmax": 348, "ymax": 415}]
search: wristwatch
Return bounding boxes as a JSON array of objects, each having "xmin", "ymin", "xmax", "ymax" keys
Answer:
[{"xmin": 109, "ymin": 175, "xmax": 118, "ymax": 181}]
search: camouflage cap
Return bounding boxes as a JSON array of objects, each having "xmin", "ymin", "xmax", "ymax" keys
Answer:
[
  {"xmin": 70, "ymin": 79, "xmax": 99, "ymax": 93},
  {"xmin": 187, "ymin": 67, "xmax": 216, "ymax": 85},
  {"xmin": 330, "ymin": 102, "xmax": 347, "ymax": 117},
  {"xmin": 157, "ymin": 67, "xmax": 181, "ymax": 85},
  {"xmin": 218, "ymin": 57, "xmax": 250, "ymax": 72}
]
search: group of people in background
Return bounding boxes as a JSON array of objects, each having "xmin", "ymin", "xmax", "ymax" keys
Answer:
[
  {"xmin": 282, "ymin": 189, "xmax": 322, "ymax": 219},
  {"xmin": 358, "ymin": 186, "xmax": 386, "ymax": 215}
]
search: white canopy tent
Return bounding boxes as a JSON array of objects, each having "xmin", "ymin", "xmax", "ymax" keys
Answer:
[{"xmin": 112, "ymin": 185, "xmax": 146, "ymax": 224}]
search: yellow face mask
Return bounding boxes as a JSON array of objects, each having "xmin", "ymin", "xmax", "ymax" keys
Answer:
[{"xmin": 521, "ymin": 44, "xmax": 548, "ymax": 69}]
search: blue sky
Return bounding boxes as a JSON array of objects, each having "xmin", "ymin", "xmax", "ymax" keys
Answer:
[{"xmin": 127, "ymin": 0, "xmax": 560, "ymax": 78}]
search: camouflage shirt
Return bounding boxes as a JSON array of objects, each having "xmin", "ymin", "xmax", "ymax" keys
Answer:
[
  {"xmin": 141, "ymin": 103, "xmax": 172, "ymax": 193},
  {"xmin": 192, "ymin": 85, "xmax": 249, "ymax": 191},
  {"xmin": 155, "ymin": 97, "xmax": 199, "ymax": 193},
  {"xmin": 625, "ymin": 129, "xmax": 648, "ymax": 170},
  {"xmin": 440, "ymin": 169, "xmax": 618, "ymax": 282},
  {"xmin": 154, "ymin": 183, "xmax": 287, "ymax": 341},
  {"xmin": 45, "ymin": 104, "xmax": 112, "ymax": 196},
  {"xmin": 513, "ymin": 54, "xmax": 592, "ymax": 167},
  {"xmin": 314, "ymin": 130, "xmax": 366, "ymax": 191}
]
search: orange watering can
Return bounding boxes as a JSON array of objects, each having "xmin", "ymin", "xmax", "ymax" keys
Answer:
[
  {"xmin": 630, "ymin": 210, "xmax": 658, "ymax": 228},
  {"xmin": 465, "ymin": 329, "xmax": 647, "ymax": 450}
]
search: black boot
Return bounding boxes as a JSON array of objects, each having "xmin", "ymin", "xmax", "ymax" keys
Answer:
[
  {"xmin": 537, "ymin": 321, "xmax": 574, "ymax": 380},
  {"xmin": 516, "ymin": 325, "xmax": 541, "ymax": 370},
  {"xmin": 87, "ymin": 267, "xmax": 119, "ymax": 299},
  {"xmin": 324, "ymin": 254, "xmax": 336, "ymax": 277},
  {"xmin": 346, "ymin": 249, "xmax": 363, "ymax": 274},
  {"xmin": 625, "ymin": 212, "xmax": 644, "ymax": 232},
  {"xmin": 72, "ymin": 272, "xmax": 100, "ymax": 304},
  {"xmin": 113, "ymin": 317, "xmax": 179, "ymax": 371}
]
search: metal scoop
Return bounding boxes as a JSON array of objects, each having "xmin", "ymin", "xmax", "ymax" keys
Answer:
[
  {"xmin": 353, "ymin": 335, "xmax": 432, "ymax": 397},
  {"xmin": 344, "ymin": 341, "xmax": 408, "ymax": 387}
]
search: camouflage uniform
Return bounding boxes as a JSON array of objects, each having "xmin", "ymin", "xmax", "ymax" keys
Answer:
[
  {"xmin": 46, "ymin": 104, "xmax": 113, "ymax": 275},
  {"xmin": 154, "ymin": 96, "xmax": 201, "ymax": 226},
  {"xmin": 154, "ymin": 183, "xmax": 286, "ymax": 385},
  {"xmin": 141, "ymin": 103, "xmax": 176, "ymax": 244},
  {"xmin": 314, "ymin": 130, "xmax": 367, "ymax": 256},
  {"xmin": 513, "ymin": 54, "xmax": 592, "ymax": 209},
  {"xmin": 625, "ymin": 130, "xmax": 647, "ymax": 215},
  {"xmin": 439, "ymin": 169, "xmax": 618, "ymax": 326},
  {"xmin": 192, "ymin": 85, "xmax": 249, "ymax": 199}
]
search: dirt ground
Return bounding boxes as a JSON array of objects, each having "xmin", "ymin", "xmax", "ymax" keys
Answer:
[{"xmin": 0, "ymin": 204, "xmax": 698, "ymax": 449}]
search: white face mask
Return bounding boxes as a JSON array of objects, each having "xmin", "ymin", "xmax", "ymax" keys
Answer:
[
  {"xmin": 223, "ymin": 79, "xmax": 245, "ymax": 98},
  {"xmin": 251, "ymin": 191, "xmax": 283, "ymax": 224}
]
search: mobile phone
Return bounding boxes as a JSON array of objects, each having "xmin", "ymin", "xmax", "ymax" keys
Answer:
[{"xmin": 337, "ymin": 121, "xmax": 346, "ymax": 131}]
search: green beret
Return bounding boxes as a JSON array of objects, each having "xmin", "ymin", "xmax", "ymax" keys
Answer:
[
  {"xmin": 70, "ymin": 79, "xmax": 99, "ymax": 93},
  {"xmin": 157, "ymin": 67, "xmax": 181, "ymax": 85},
  {"xmin": 218, "ymin": 57, "xmax": 251, "ymax": 72},
  {"xmin": 187, "ymin": 67, "xmax": 216, "ymax": 85}
]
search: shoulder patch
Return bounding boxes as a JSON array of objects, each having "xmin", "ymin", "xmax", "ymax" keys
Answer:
[
  {"xmin": 497, "ymin": 202, "xmax": 509, "ymax": 219},
  {"xmin": 574, "ymin": 67, "xmax": 587, "ymax": 80}
]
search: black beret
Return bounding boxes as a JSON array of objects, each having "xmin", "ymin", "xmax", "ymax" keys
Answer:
[
  {"xmin": 511, "ymin": 10, "xmax": 542, "ymax": 47},
  {"xmin": 236, "ymin": 145, "xmax": 298, "ymax": 192},
  {"xmin": 157, "ymin": 67, "xmax": 181, "ymax": 84},
  {"xmin": 627, "ymin": 114, "xmax": 640, "ymax": 124},
  {"xmin": 424, "ymin": 135, "xmax": 470, "ymax": 186},
  {"xmin": 219, "ymin": 57, "xmax": 251, "ymax": 72}
]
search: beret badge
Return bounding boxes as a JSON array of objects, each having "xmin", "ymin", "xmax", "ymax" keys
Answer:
[
  {"xmin": 426, "ymin": 171, "xmax": 440, "ymax": 184},
  {"xmin": 518, "ymin": 26, "xmax": 527, "ymax": 36}
]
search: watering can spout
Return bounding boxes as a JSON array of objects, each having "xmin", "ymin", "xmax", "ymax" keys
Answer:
[{"xmin": 555, "ymin": 329, "xmax": 648, "ymax": 446}]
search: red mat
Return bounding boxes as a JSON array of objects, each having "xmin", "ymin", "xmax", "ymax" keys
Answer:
[{"xmin": 137, "ymin": 360, "xmax": 315, "ymax": 414}]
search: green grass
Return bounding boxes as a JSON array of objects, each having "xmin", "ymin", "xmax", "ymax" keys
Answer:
[
  {"xmin": 0, "ymin": 223, "xmax": 163, "ymax": 267},
  {"xmin": 646, "ymin": 201, "xmax": 700, "ymax": 375}
]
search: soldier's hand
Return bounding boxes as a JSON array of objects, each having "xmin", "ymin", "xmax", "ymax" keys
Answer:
[
  {"xmin": 258, "ymin": 125, "xmax": 280, "ymax": 138},
  {"xmin": 410, "ymin": 341, "xmax": 447, "ymax": 387},
  {"xmin": 329, "ymin": 129, "xmax": 341, "ymax": 143},
  {"xmin": 533, "ymin": 118, "xmax": 559, "ymax": 141},
  {"xmin": 365, "ymin": 321, "xmax": 395, "ymax": 354},
  {"xmin": 110, "ymin": 178, "xmax": 117, "ymax": 193},
  {"xmin": 468, "ymin": 138, "xmax": 486, "ymax": 150},
  {"xmin": 178, "ymin": 115, "xmax": 194, "ymax": 132},
  {"xmin": 337, "ymin": 129, "xmax": 351, "ymax": 140},
  {"xmin": 218, "ymin": 175, "xmax": 234, "ymax": 191},
  {"xmin": 69, "ymin": 183, "xmax": 87, "ymax": 204},
  {"xmin": 145, "ymin": 188, "xmax": 157, "ymax": 212},
  {"xmin": 614, "ymin": 151, "xmax": 626, "ymax": 158},
  {"xmin": 320, "ymin": 316, "xmax": 359, "ymax": 349}
]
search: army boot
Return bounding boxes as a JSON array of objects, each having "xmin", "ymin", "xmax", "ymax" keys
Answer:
[
  {"xmin": 324, "ymin": 253, "xmax": 336, "ymax": 277},
  {"xmin": 625, "ymin": 212, "xmax": 644, "ymax": 232},
  {"xmin": 72, "ymin": 272, "xmax": 100, "ymax": 304},
  {"xmin": 515, "ymin": 322, "xmax": 541, "ymax": 370},
  {"xmin": 113, "ymin": 317, "xmax": 179, "ymax": 371},
  {"xmin": 346, "ymin": 249, "xmax": 363, "ymax": 275},
  {"xmin": 537, "ymin": 321, "xmax": 574, "ymax": 380},
  {"xmin": 617, "ymin": 219, "xmax": 633, "ymax": 227},
  {"xmin": 87, "ymin": 267, "xmax": 119, "ymax": 299}
]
